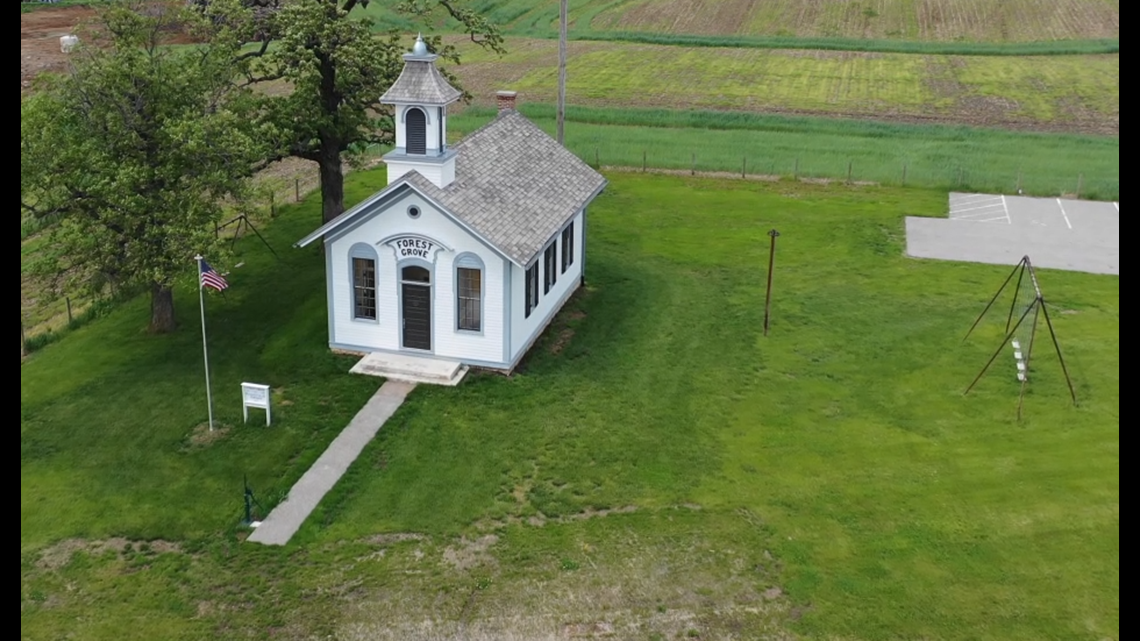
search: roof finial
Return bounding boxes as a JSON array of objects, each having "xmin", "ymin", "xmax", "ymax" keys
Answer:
[{"xmin": 412, "ymin": 33, "xmax": 428, "ymax": 56}]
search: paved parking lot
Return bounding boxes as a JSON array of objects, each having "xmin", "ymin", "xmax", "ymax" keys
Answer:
[{"xmin": 905, "ymin": 193, "xmax": 1119, "ymax": 275}]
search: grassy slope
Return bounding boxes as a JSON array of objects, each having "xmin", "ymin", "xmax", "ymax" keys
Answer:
[
  {"xmin": 447, "ymin": 105, "xmax": 1119, "ymax": 200},
  {"xmin": 22, "ymin": 170, "xmax": 1118, "ymax": 640}
]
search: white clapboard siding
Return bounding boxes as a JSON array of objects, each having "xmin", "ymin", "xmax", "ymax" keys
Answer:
[
  {"xmin": 509, "ymin": 208, "xmax": 584, "ymax": 363},
  {"xmin": 329, "ymin": 191, "xmax": 504, "ymax": 364}
]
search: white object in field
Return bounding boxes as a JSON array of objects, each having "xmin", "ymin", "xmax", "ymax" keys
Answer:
[
  {"xmin": 1011, "ymin": 340, "xmax": 1021, "ymax": 350},
  {"xmin": 60, "ymin": 35, "xmax": 78, "ymax": 53},
  {"xmin": 241, "ymin": 382, "xmax": 272, "ymax": 426},
  {"xmin": 1017, "ymin": 373, "xmax": 1026, "ymax": 382},
  {"xmin": 250, "ymin": 521, "xmax": 262, "ymax": 528},
  {"xmin": 1014, "ymin": 351, "xmax": 1023, "ymax": 360},
  {"xmin": 1016, "ymin": 361, "xmax": 1026, "ymax": 372}
]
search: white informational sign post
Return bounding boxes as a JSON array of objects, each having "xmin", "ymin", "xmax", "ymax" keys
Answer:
[{"xmin": 241, "ymin": 382, "xmax": 272, "ymax": 426}]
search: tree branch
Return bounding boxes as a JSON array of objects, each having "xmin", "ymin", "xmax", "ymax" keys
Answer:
[{"xmin": 235, "ymin": 38, "xmax": 273, "ymax": 63}]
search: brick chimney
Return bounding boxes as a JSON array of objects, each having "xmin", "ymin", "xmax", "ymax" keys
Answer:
[{"xmin": 496, "ymin": 90, "xmax": 518, "ymax": 113}]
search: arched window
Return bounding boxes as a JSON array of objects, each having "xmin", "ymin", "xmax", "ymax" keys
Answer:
[
  {"xmin": 454, "ymin": 253, "xmax": 484, "ymax": 333},
  {"xmin": 349, "ymin": 243, "xmax": 378, "ymax": 321},
  {"xmin": 406, "ymin": 107, "xmax": 426, "ymax": 155}
]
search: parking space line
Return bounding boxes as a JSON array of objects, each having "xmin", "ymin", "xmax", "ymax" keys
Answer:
[
  {"xmin": 950, "ymin": 202, "xmax": 1005, "ymax": 215},
  {"xmin": 1000, "ymin": 195, "xmax": 1011, "ymax": 224},
  {"xmin": 950, "ymin": 193, "xmax": 1001, "ymax": 202},
  {"xmin": 1055, "ymin": 198, "xmax": 1073, "ymax": 229},
  {"xmin": 955, "ymin": 212, "xmax": 1007, "ymax": 221}
]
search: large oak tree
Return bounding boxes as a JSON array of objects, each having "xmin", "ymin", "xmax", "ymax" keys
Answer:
[
  {"xmin": 21, "ymin": 0, "xmax": 273, "ymax": 333},
  {"xmin": 246, "ymin": 0, "xmax": 504, "ymax": 223}
]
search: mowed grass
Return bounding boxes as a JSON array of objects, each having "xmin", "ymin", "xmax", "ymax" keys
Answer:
[
  {"xmin": 448, "ymin": 105, "xmax": 1120, "ymax": 200},
  {"xmin": 20, "ymin": 175, "xmax": 391, "ymax": 550},
  {"xmin": 446, "ymin": 37, "xmax": 1119, "ymax": 134},
  {"xmin": 22, "ymin": 170, "xmax": 1117, "ymax": 639}
]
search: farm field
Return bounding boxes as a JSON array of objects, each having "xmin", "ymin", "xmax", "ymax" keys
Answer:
[
  {"xmin": 22, "ymin": 169, "xmax": 1119, "ymax": 640},
  {"xmin": 446, "ymin": 37, "xmax": 1120, "ymax": 135},
  {"xmin": 369, "ymin": 0, "xmax": 1120, "ymax": 43}
]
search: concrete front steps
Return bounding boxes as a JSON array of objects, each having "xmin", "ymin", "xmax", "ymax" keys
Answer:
[{"xmin": 349, "ymin": 351, "xmax": 469, "ymax": 386}]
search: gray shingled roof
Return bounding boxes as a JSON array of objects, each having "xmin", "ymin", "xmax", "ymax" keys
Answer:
[
  {"xmin": 297, "ymin": 110, "xmax": 607, "ymax": 265},
  {"xmin": 379, "ymin": 57, "xmax": 463, "ymax": 105},
  {"xmin": 406, "ymin": 110, "xmax": 607, "ymax": 266}
]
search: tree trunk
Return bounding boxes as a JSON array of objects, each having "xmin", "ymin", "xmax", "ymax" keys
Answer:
[
  {"xmin": 318, "ymin": 139, "xmax": 345, "ymax": 224},
  {"xmin": 149, "ymin": 283, "xmax": 177, "ymax": 334}
]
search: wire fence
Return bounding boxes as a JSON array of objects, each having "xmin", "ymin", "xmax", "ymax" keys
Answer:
[
  {"xmin": 19, "ymin": 148, "xmax": 1118, "ymax": 357},
  {"xmin": 21, "ymin": 161, "xmax": 324, "ymax": 358},
  {"xmin": 575, "ymin": 146, "xmax": 1119, "ymax": 203}
]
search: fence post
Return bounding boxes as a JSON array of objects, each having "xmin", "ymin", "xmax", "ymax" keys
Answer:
[
  {"xmin": 595, "ymin": 147, "xmax": 599, "ymax": 168},
  {"xmin": 66, "ymin": 297, "xmax": 73, "ymax": 324},
  {"xmin": 1016, "ymin": 170, "xmax": 1022, "ymax": 193},
  {"xmin": 642, "ymin": 150, "xmax": 646, "ymax": 173},
  {"xmin": 691, "ymin": 152, "xmax": 695, "ymax": 176},
  {"xmin": 847, "ymin": 160, "xmax": 853, "ymax": 184},
  {"xmin": 901, "ymin": 163, "xmax": 907, "ymax": 186},
  {"xmin": 742, "ymin": 155, "xmax": 746, "ymax": 179},
  {"xmin": 794, "ymin": 157, "xmax": 799, "ymax": 180},
  {"xmin": 1076, "ymin": 173, "xmax": 1083, "ymax": 199},
  {"xmin": 295, "ymin": 179, "xmax": 300, "ymax": 202},
  {"xmin": 957, "ymin": 167, "xmax": 963, "ymax": 188}
]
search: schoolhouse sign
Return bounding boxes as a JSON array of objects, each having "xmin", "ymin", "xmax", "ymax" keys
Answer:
[{"xmin": 388, "ymin": 236, "xmax": 439, "ymax": 260}]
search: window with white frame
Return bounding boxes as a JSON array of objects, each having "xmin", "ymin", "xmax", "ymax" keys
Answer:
[
  {"xmin": 456, "ymin": 255, "xmax": 482, "ymax": 332},
  {"xmin": 543, "ymin": 243, "xmax": 557, "ymax": 294},
  {"xmin": 525, "ymin": 262, "xmax": 538, "ymax": 318},
  {"xmin": 561, "ymin": 222, "xmax": 574, "ymax": 273},
  {"xmin": 352, "ymin": 256, "xmax": 377, "ymax": 320}
]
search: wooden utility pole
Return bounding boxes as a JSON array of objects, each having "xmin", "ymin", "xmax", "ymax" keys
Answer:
[
  {"xmin": 764, "ymin": 229, "xmax": 780, "ymax": 336},
  {"xmin": 557, "ymin": 0, "xmax": 567, "ymax": 145}
]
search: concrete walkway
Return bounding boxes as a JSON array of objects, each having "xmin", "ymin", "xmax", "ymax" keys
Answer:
[{"xmin": 247, "ymin": 380, "xmax": 415, "ymax": 546}]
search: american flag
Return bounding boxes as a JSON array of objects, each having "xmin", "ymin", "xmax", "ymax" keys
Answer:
[{"xmin": 199, "ymin": 259, "xmax": 229, "ymax": 291}]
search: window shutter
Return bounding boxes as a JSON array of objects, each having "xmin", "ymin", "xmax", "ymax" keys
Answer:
[{"xmin": 406, "ymin": 108, "xmax": 427, "ymax": 155}]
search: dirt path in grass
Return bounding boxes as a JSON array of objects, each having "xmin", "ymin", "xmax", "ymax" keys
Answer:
[{"xmin": 21, "ymin": 6, "xmax": 95, "ymax": 91}]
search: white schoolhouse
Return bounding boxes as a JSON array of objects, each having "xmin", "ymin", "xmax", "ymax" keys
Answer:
[{"xmin": 296, "ymin": 36, "xmax": 607, "ymax": 380}]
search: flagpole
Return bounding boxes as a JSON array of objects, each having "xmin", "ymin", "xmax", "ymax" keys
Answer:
[{"xmin": 195, "ymin": 254, "xmax": 215, "ymax": 432}]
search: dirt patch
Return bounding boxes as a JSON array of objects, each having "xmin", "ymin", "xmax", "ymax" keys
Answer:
[
  {"xmin": 610, "ymin": 0, "xmax": 756, "ymax": 36},
  {"xmin": 36, "ymin": 537, "xmax": 184, "ymax": 570},
  {"xmin": 548, "ymin": 328, "xmax": 576, "ymax": 355},
  {"xmin": 185, "ymin": 423, "xmax": 232, "ymax": 449},
  {"xmin": 21, "ymin": 6, "xmax": 96, "ymax": 91},
  {"xmin": 442, "ymin": 534, "xmax": 499, "ymax": 571},
  {"xmin": 562, "ymin": 620, "xmax": 615, "ymax": 637},
  {"xmin": 563, "ymin": 505, "xmax": 638, "ymax": 521},
  {"xmin": 364, "ymin": 532, "xmax": 427, "ymax": 546},
  {"xmin": 22, "ymin": 3, "xmax": 203, "ymax": 93}
]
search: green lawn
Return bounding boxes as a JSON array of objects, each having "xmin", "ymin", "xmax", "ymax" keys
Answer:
[
  {"xmin": 21, "ymin": 170, "xmax": 1118, "ymax": 640},
  {"xmin": 448, "ymin": 105, "xmax": 1120, "ymax": 200}
]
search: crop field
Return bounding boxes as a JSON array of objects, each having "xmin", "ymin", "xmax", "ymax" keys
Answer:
[
  {"xmin": 372, "ymin": 0, "xmax": 1119, "ymax": 43},
  {"xmin": 447, "ymin": 37, "xmax": 1119, "ymax": 135}
]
